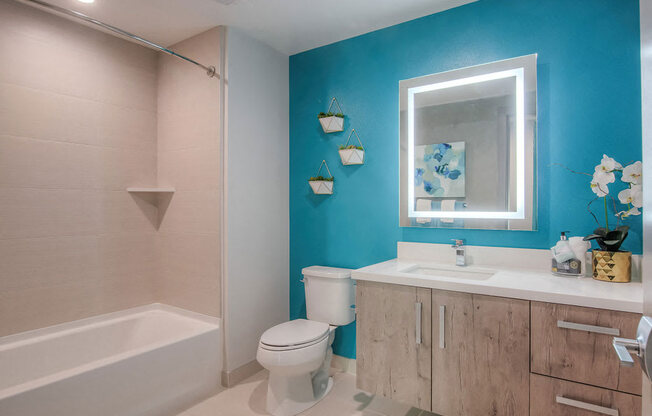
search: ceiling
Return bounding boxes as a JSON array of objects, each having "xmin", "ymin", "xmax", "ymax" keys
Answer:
[{"xmin": 31, "ymin": 0, "xmax": 476, "ymax": 55}]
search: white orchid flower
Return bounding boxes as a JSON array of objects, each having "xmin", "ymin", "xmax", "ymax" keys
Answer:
[
  {"xmin": 622, "ymin": 161, "xmax": 642, "ymax": 185},
  {"xmin": 590, "ymin": 170, "xmax": 615, "ymax": 197},
  {"xmin": 618, "ymin": 185, "xmax": 643, "ymax": 207},
  {"xmin": 631, "ymin": 184, "xmax": 643, "ymax": 207},
  {"xmin": 590, "ymin": 181, "xmax": 608, "ymax": 197},
  {"xmin": 595, "ymin": 154, "xmax": 622, "ymax": 173},
  {"xmin": 616, "ymin": 206, "xmax": 641, "ymax": 218}
]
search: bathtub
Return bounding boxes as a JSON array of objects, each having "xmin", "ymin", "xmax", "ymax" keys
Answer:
[{"xmin": 0, "ymin": 303, "xmax": 222, "ymax": 416}]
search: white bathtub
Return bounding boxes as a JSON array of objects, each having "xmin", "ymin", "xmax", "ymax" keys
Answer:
[{"xmin": 0, "ymin": 303, "xmax": 222, "ymax": 416}]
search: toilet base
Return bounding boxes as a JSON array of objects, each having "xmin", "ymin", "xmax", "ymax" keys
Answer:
[{"xmin": 265, "ymin": 374, "xmax": 333, "ymax": 416}]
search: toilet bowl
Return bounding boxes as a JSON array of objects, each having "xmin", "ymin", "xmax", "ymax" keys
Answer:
[
  {"xmin": 257, "ymin": 320, "xmax": 336, "ymax": 416},
  {"xmin": 257, "ymin": 266, "xmax": 355, "ymax": 416}
]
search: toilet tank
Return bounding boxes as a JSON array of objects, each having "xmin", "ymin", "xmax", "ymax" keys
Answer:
[{"xmin": 302, "ymin": 266, "xmax": 355, "ymax": 326}]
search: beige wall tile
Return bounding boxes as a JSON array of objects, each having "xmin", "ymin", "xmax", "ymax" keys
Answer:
[
  {"xmin": 158, "ymin": 146, "xmax": 220, "ymax": 191},
  {"xmin": 96, "ymin": 104, "xmax": 157, "ymax": 151},
  {"xmin": 0, "ymin": 188, "xmax": 102, "ymax": 239},
  {"xmin": 0, "ymin": 83, "xmax": 100, "ymax": 146},
  {"xmin": 100, "ymin": 191, "xmax": 159, "ymax": 234},
  {"xmin": 97, "ymin": 146, "xmax": 157, "ymax": 190},
  {"xmin": 158, "ymin": 231, "xmax": 221, "ymax": 317},
  {"xmin": 0, "ymin": 279, "xmax": 103, "ymax": 337},
  {"xmin": 0, "ymin": 135, "xmax": 100, "ymax": 189},
  {"xmin": 158, "ymin": 190, "xmax": 220, "ymax": 234},
  {"xmin": 157, "ymin": 106, "xmax": 219, "ymax": 151},
  {"xmin": 98, "ymin": 232, "xmax": 158, "ymax": 282},
  {"xmin": 0, "ymin": 1, "xmax": 160, "ymax": 336},
  {"xmin": 0, "ymin": 30, "xmax": 104, "ymax": 102},
  {"xmin": 0, "ymin": 235, "xmax": 101, "ymax": 292}
]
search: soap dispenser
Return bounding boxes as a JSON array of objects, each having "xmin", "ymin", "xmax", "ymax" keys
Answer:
[{"xmin": 551, "ymin": 231, "xmax": 582, "ymax": 276}]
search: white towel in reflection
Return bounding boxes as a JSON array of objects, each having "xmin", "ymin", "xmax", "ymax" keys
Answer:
[
  {"xmin": 415, "ymin": 199, "xmax": 431, "ymax": 224},
  {"xmin": 440, "ymin": 199, "xmax": 455, "ymax": 223}
]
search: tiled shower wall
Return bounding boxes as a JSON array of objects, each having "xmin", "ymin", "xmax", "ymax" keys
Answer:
[
  {"xmin": 0, "ymin": 0, "xmax": 221, "ymax": 335},
  {"xmin": 156, "ymin": 29, "xmax": 221, "ymax": 317}
]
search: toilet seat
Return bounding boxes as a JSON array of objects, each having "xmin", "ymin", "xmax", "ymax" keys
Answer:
[{"xmin": 260, "ymin": 319, "xmax": 329, "ymax": 351}]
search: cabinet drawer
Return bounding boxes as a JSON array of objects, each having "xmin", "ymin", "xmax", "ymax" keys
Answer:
[
  {"xmin": 530, "ymin": 373, "xmax": 641, "ymax": 416},
  {"xmin": 531, "ymin": 301, "xmax": 641, "ymax": 395}
]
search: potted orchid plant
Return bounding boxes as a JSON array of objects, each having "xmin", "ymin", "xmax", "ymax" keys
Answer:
[{"xmin": 582, "ymin": 155, "xmax": 642, "ymax": 282}]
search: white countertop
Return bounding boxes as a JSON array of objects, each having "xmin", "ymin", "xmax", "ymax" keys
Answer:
[{"xmin": 352, "ymin": 259, "xmax": 644, "ymax": 313}]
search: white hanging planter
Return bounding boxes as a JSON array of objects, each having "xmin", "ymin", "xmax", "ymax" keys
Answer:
[
  {"xmin": 338, "ymin": 129, "xmax": 365, "ymax": 165},
  {"xmin": 319, "ymin": 115, "xmax": 344, "ymax": 133},
  {"xmin": 308, "ymin": 160, "xmax": 334, "ymax": 195},
  {"xmin": 318, "ymin": 97, "xmax": 345, "ymax": 133},
  {"xmin": 308, "ymin": 180, "xmax": 334, "ymax": 195}
]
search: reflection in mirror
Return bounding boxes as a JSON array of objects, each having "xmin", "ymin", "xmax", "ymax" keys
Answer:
[{"xmin": 399, "ymin": 54, "xmax": 537, "ymax": 230}]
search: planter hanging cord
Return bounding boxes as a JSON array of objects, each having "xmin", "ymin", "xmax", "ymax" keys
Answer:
[
  {"xmin": 343, "ymin": 129, "xmax": 363, "ymax": 148},
  {"xmin": 315, "ymin": 159, "xmax": 333, "ymax": 178},
  {"xmin": 327, "ymin": 97, "xmax": 344, "ymax": 115}
]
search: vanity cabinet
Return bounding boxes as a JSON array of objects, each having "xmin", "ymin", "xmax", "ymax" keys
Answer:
[
  {"xmin": 432, "ymin": 291, "xmax": 530, "ymax": 416},
  {"xmin": 356, "ymin": 282, "xmax": 643, "ymax": 415},
  {"xmin": 355, "ymin": 280, "xmax": 432, "ymax": 411}
]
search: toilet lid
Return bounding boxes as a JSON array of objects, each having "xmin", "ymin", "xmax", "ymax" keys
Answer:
[{"xmin": 260, "ymin": 319, "xmax": 329, "ymax": 347}]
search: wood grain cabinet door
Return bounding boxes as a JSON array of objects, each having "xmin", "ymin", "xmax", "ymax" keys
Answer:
[
  {"xmin": 356, "ymin": 280, "xmax": 432, "ymax": 411},
  {"xmin": 432, "ymin": 290, "xmax": 530, "ymax": 416},
  {"xmin": 531, "ymin": 301, "xmax": 642, "ymax": 395}
]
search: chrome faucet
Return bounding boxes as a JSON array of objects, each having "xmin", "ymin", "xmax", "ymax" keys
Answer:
[{"xmin": 451, "ymin": 239, "xmax": 466, "ymax": 266}]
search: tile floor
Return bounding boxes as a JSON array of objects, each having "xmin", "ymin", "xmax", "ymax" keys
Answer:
[{"xmin": 178, "ymin": 369, "xmax": 436, "ymax": 416}]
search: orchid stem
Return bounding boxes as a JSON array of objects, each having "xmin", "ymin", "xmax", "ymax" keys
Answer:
[{"xmin": 604, "ymin": 196, "xmax": 609, "ymax": 231}]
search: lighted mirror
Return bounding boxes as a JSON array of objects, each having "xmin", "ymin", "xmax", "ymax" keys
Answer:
[{"xmin": 399, "ymin": 54, "xmax": 537, "ymax": 230}]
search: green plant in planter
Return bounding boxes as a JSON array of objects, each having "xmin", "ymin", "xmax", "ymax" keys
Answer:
[
  {"xmin": 338, "ymin": 144, "xmax": 363, "ymax": 150},
  {"xmin": 317, "ymin": 112, "xmax": 344, "ymax": 119},
  {"xmin": 308, "ymin": 176, "xmax": 334, "ymax": 182}
]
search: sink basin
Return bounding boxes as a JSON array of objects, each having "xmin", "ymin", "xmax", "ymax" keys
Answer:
[{"xmin": 400, "ymin": 265, "xmax": 495, "ymax": 280}]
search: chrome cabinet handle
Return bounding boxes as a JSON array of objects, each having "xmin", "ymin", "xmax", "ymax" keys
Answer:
[
  {"xmin": 612, "ymin": 337, "xmax": 639, "ymax": 367},
  {"xmin": 415, "ymin": 302, "xmax": 422, "ymax": 345},
  {"xmin": 611, "ymin": 316, "xmax": 652, "ymax": 382},
  {"xmin": 439, "ymin": 305, "xmax": 445, "ymax": 349},
  {"xmin": 556, "ymin": 396, "xmax": 618, "ymax": 416},
  {"xmin": 557, "ymin": 320, "xmax": 620, "ymax": 336}
]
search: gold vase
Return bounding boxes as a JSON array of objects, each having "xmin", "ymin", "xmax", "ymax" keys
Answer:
[{"xmin": 592, "ymin": 250, "xmax": 632, "ymax": 283}]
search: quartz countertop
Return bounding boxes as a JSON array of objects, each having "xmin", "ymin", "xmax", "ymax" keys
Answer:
[{"xmin": 352, "ymin": 259, "xmax": 644, "ymax": 313}]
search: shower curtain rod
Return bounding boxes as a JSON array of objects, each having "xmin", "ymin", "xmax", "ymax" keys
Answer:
[{"xmin": 23, "ymin": 0, "xmax": 218, "ymax": 78}]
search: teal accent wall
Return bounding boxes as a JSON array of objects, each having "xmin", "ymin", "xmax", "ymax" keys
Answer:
[{"xmin": 290, "ymin": 0, "xmax": 642, "ymax": 359}]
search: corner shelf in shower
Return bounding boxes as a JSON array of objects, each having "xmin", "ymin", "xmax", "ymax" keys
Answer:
[
  {"xmin": 126, "ymin": 187, "xmax": 176, "ymax": 193},
  {"xmin": 127, "ymin": 188, "xmax": 175, "ymax": 230}
]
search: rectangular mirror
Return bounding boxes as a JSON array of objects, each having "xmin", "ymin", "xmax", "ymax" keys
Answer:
[{"xmin": 399, "ymin": 54, "xmax": 537, "ymax": 230}]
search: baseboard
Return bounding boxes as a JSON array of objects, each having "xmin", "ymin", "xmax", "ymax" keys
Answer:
[
  {"xmin": 331, "ymin": 354, "xmax": 356, "ymax": 375},
  {"xmin": 221, "ymin": 359, "xmax": 264, "ymax": 388}
]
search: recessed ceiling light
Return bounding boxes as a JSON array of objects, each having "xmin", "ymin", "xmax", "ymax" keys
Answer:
[{"xmin": 78, "ymin": 0, "xmax": 95, "ymax": 3}]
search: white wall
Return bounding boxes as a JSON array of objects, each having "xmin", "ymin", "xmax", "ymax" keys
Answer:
[
  {"xmin": 640, "ymin": 0, "xmax": 652, "ymax": 412},
  {"xmin": 223, "ymin": 27, "xmax": 289, "ymax": 372}
]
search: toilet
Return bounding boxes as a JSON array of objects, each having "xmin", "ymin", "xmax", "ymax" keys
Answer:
[{"xmin": 257, "ymin": 266, "xmax": 355, "ymax": 416}]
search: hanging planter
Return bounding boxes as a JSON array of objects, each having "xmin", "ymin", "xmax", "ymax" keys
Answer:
[
  {"xmin": 318, "ymin": 97, "xmax": 345, "ymax": 133},
  {"xmin": 308, "ymin": 160, "xmax": 334, "ymax": 195},
  {"xmin": 339, "ymin": 128, "xmax": 365, "ymax": 165}
]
